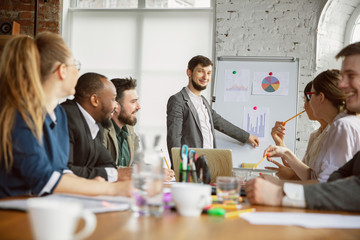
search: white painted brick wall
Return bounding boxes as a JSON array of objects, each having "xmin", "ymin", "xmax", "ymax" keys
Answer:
[{"xmin": 215, "ymin": 0, "xmax": 331, "ymax": 159}]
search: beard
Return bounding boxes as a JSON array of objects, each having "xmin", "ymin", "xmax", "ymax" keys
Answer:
[
  {"xmin": 101, "ymin": 118, "xmax": 113, "ymax": 128},
  {"xmin": 118, "ymin": 109, "xmax": 137, "ymax": 126},
  {"xmin": 191, "ymin": 77, "xmax": 207, "ymax": 91}
]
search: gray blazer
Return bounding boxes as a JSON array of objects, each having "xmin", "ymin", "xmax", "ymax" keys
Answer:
[{"xmin": 166, "ymin": 87, "xmax": 250, "ymax": 166}]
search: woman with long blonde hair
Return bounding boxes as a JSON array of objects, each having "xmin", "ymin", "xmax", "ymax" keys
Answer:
[{"xmin": 0, "ymin": 32, "xmax": 131, "ymax": 197}]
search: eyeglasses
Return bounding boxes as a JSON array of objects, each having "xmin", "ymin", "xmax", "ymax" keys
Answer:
[
  {"xmin": 66, "ymin": 59, "xmax": 81, "ymax": 71},
  {"xmin": 305, "ymin": 92, "xmax": 316, "ymax": 101}
]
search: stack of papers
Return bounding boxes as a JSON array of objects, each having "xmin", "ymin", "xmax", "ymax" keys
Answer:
[
  {"xmin": 0, "ymin": 193, "xmax": 131, "ymax": 213},
  {"xmin": 241, "ymin": 212, "xmax": 360, "ymax": 229}
]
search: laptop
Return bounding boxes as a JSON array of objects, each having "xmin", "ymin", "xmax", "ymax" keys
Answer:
[{"xmin": 171, "ymin": 147, "xmax": 233, "ymax": 183}]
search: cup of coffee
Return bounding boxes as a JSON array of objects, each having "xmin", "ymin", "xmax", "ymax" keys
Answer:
[
  {"xmin": 171, "ymin": 183, "xmax": 212, "ymax": 217},
  {"xmin": 27, "ymin": 198, "xmax": 97, "ymax": 240}
]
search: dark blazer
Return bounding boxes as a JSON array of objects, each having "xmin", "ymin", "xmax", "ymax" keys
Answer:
[
  {"xmin": 166, "ymin": 87, "xmax": 250, "ymax": 167},
  {"xmin": 61, "ymin": 99, "xmax": 116, "ymax": 180},
  {"xmin": 304, "ymin": 151, "xmax": 360, "ymax": 212}
]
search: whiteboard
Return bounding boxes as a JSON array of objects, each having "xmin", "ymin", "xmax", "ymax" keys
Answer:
[{"xmin": 212, "ymin": 56, "xmax": 299, "ymax": 168}]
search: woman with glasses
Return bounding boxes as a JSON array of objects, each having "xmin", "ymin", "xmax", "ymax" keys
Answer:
[
  {"xmin": 268, "ymin": 81, "xmax": 329, "ymax": 180},
  {"xmin": 264, "ymin": 69, "xmax": 360, "ymax": 183},
  {"xmin": 0, "ymin": 32, "xmax": 131, "ymax": 197}
]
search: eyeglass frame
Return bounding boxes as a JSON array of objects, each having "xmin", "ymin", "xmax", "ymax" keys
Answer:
[
  {"xmin": 66, "ymin": 59, "xmax": 81, "ymax": 71},
  {"xmin": 51, "ymin": 59, "xmax": 81, "ymax": 73},
  {"xmin": 305, "ymin": 92, "xmax": 316, "ymax": 101}
]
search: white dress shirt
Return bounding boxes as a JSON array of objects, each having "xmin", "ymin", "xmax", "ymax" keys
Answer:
[
  {"xmin": 186, "ymin": 87, "xmax": 214, "ymax": 149},
  {"xmin": 76, "ymin": 102, "xmax": 118, "ymax": 182},
  {"xmin": 282, "ymin": 183, "xmax": 306, "ymax": 208}
]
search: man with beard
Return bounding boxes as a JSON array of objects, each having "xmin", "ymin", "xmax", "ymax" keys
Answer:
[
  {"xmin": 62, "ymin": 72, "xmax": 129, "ymax": 182},
  {"xmin": 102, "ymin": 78, "xmax": 140, "ymax": 168},
  {"xmin": 166, "ymin": 55, "xmax": 259, "ymax": 168},
  {"xmin": 103, "ymin": 78, "xmax": 175, "ymax": 181}
]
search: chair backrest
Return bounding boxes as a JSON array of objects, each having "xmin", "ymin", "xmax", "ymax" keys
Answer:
[{"xmin": 171, "ymin": 147, "xmax": 233, "ymax": 183}]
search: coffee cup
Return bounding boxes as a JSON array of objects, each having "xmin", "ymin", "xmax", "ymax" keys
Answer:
[
  {"xmin": 171, "ymin": 183, "xmax": 212, "ymax": 217},
  {"xmin": 27, "ymin": 198, "xmax": 97, "ymax": 240}
]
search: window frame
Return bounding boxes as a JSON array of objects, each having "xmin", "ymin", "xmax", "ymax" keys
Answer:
[{"xmin": 344, "ymin": 4, "xmax": 360, "ymax": 45}]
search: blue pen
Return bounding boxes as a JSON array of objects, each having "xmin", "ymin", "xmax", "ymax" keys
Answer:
[{"xmin": 181, "ymin": 145, "xmax": 188, "ymax": 171}]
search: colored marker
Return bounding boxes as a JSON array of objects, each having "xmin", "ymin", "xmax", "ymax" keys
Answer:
[
  {"xmin": 253, "ymin": 154, "xmax": 269, "ymax": 169},
  {"xmin": 161, "ymin": 149, "xmax": 170, "ymax": 169},
  {"xmin": 207, "ymin": 208, "xmax": 226, "ymax": 216},
  {"xmin": 282, "ymin": 110, "xmax": 306, "ymax": 126},
  {"xmin": 210, "ymin": 204, "xmax": 243, "ymax": 210},
  {"xmin": 225, "ymin": 208, "xmax": 256, "ymax": 218}
]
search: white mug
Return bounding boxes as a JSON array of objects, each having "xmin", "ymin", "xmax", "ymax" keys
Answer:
[
  {"xmin": 27, "ymin": 198, "xmax": 97, "ymax": 240},
  {"xmin": 171, "ymin": 183, "xmax": 212, "ymax": 217}
]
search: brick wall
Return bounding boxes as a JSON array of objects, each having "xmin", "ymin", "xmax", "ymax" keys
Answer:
[
  {"xmin": 0, "ymin": 0, "xmax": 61, "ymax": 36},
  {"xmin": 215, "ymin": 0, "xmax": 328, "ymax": 157}
]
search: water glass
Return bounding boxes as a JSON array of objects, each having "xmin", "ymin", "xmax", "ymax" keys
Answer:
[
  {"xmin": 132, "ymin": 152, "xmax": 164, "ymax": 217},
  {"xmin": 216, "ymin": 176, "xmax": 240, "ymax": 204}
]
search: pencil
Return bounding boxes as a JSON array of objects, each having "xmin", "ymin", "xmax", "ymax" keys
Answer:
[
  {"xmin": 225, "ymin": 208, "xmax": 255, "ymax": 218},
  {"xmin": 282, "ymin": 110, "xmax": 306, "ymax": 126},
  {"xmin": 211, "ymin": 204, "xmax": 243, "ymax": 210},
  {"xmin": 161, "ymin": 149, "xmax": 170, "ymax": 169},
  {"xmin": 253, "ymin": 154, "xmax": 268, "ymax": 169}
]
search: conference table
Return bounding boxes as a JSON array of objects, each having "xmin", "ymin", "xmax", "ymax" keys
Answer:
[{"xmin": 1, "ymin": 197, "xmax": 359, "ymax": 240}]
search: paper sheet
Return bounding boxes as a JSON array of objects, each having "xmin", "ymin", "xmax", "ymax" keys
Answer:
[
  {"xmin": 0, "ymin": 193, "xmax": 130, "ymax": 213},
  {"xmin": 241, "ymin": 212, "xmax": 360, "ymax": 229}
]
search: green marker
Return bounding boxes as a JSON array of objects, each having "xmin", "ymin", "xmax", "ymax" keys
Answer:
[
  {"xmin": 207, "ymin": 208, "xmax": 226, "ymax": 217},
  {"xmin": 232, "ymin": 71, "xmax": 236, "ymax": 74}
]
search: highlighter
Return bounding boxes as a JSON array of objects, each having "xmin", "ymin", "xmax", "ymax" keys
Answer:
[{"xmin": 207, "ymin": 208, "xmax": 226, "ymax": 217}]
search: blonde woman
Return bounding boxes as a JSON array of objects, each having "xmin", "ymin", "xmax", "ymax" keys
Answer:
[
  {"xmin": 0, "ymin": 33, "xmax": 131, "ymax": 197},
  {"xmin": 264, "ymin": 69, "xmax": 360, "ymax": 183}
]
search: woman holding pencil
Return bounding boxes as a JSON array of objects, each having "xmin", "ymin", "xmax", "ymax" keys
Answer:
[
  {"xmin": 264, "ymin": 69, "xmax": 360, "ymax": 183},
  {"xmin": 0, "ymin": 33, "xmax": 132, "ymax": 197},
  {"xmin": 268, "ymin": 81, "xmax": 329, "ymax": 180}
]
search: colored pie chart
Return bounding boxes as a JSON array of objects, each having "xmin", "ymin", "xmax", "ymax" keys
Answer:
[{"xmin": 262, "ymin": 76, "xmax": 280, "ymax": 92}]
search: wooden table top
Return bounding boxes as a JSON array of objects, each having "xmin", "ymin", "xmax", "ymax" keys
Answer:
[{"xmin": 1, "ymin": 202, "xmax": 359, "ymax": 240}]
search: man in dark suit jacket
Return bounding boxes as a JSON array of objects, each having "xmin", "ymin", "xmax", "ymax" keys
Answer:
[
  {"xmin": 245, "ymin": 42, "xmax": 360, "ymax": 212},
  {"xmin": 166, "ymin": 55, "xmax": 259, "ymax": 167},
  {"xmin": 62, "ymin": 72, "xmax": 127, "ymax": 182}
]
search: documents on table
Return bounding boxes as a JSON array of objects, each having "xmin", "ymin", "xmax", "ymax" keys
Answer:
[
  {"xmin": 241, "ymin": 212, "xmax": 360, "ymax": 229},
  {"xmin": 0, "ymin": 193, "xmax": 131, "ymax": 213}
]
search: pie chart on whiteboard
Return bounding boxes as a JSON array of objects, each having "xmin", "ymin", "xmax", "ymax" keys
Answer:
[{"xmin": 262, "ymin": 75, "xmax": 280, "ymax": 92}]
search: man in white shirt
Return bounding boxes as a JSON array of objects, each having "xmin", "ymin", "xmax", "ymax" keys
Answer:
[
  {"xmin": 62, "ymin": 72, "xmax": 130, "ymax": 182},
  {"xmin": 166, "ymin": 55, "xmax": 259, "ymax": 167},
  {"xmin": 245, "ymin": 42, "xmax": 360, "ymax": 212}
]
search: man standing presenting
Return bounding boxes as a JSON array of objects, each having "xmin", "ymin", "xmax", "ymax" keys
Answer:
[
  {"xmin": 167, "ymin": 55, "xmax": 259, "ymax": 166},
  {"xmin": 62, "ymin": 72, "xmax": 128, "ymax": 182}
]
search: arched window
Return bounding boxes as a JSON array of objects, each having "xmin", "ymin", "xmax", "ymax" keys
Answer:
[{"xmin": 345, "ymin": 4, "xmax": 360, "ymax": 44}]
